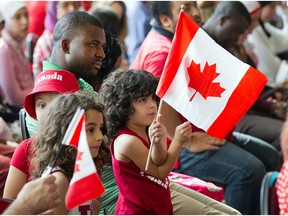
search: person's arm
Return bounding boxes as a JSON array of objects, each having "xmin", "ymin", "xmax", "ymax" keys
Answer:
[
  {"xmin": 50, "ymin": 172, "xmax": 70, "ymax": 215},
  {"xmin": 114, "ymin": 121, "xmax": 192, "ymax": 180},
  {"xmin": 161, "ymin": 101, "xmax": 225, "ymax": 153},
  {"xmin": 3, "ymin": 166, "xmax": 27, "ymax": 200},
  {"xmin": 3, "ymin": 175, "xmax": 61, "ymax": 215},
  {"xmin": 92, "ymin": 197, "xmax": 101, "ymax": 214},
  {"xmin": 3, "ymin": 140, "xmax": 31, "ymax": 199}
]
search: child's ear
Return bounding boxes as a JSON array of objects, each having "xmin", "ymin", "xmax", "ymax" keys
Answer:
[{"xmin": 61, "ymin": 39, "xmax": 70, "ymax": 54}]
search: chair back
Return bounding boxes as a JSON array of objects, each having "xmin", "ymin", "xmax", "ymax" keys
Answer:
[
  {"xmin": 260, "ymin": 171, "xmax": 279, "ymax": 215},
  {"xmin": 19, "ymin": 108, "xmax": 29, "ymax": 140}
]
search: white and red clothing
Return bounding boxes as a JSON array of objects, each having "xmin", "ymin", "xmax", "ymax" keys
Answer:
[
  {"xmin": 111, "ymin": 127, "xmax": 172, "ymax": 215},
  {"xmin": 277, "ymin": 160, "xmax": 288, "ymax": 215}
]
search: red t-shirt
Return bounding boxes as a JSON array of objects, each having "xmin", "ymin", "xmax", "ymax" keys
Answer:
[
  {"xmin": 10, "ymin": 138, "xmax": 33, "ymax": 179},
  {"xmin": 111, "ymin": 127, "xmax": 173, "ymax": 215}
]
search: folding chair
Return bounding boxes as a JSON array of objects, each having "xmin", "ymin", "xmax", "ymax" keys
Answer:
[
  {"xmin": 19, "ymin": 108, "xmax": 29, "ymax": 140},
  {"xmin": 260, "ymin": 171, "xmax": 279, "ymax": 215}
]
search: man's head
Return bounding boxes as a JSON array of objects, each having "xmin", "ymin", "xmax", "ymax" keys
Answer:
[
  {"xmin": 258, "ymin": 1, "xmax": 278, "ymax": 22},
  {"xmin": 51, "ymin": 11, "xmax": 106, "ymax": 79},
  {"xmin": 151, "ymin": 1, "xmax": 202, "ymax": 33},
  {"xmin": 203, "ymin": 1, "xmax": 251, "ymax": 49}
]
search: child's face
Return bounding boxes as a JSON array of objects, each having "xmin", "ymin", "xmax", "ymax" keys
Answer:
[
  {"xmin": 35, "ymin": 92, "xmax": 58, "ymax": 122},
  {"xmin": 85, "ymin": 109, "xmax": 104, "ymax": 158},
  {"xmin": 9, "ymin": 7, "xmax": 29, "ymax": 38},
  {"xmin": 128, "ymin": 95, "xmax": 157, "ymax": 127}
]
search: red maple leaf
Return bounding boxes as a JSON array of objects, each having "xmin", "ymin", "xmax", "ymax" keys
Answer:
[
  {"xmin": 187, "ymin": 60, "xmax": 225, "ymax": 101},
  {"xmin": 74, "ymin": 151, "xmax": 84, "ymax": 172}
]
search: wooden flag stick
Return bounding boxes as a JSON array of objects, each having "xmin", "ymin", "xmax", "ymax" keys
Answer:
[{"xmin": 145, "ymin": 99, "xmax": 164, "ymax": 171}]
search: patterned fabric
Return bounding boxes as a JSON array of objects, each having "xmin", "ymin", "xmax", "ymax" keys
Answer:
[
  {"xmin": 111, "ymin": 127, "xmax": 172, "ymax": 214},
  {"xmin": 99, "ymin": 165, "xmax": 118, "ymax": 215},
  {"xmin": 32, "ymin": 30, "xmax": 53, "ymax": 78},
  {"xmin": 277, "ymin": 160, "xmax": 288, "ymax": 215}
]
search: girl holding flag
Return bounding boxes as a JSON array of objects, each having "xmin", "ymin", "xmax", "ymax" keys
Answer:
[
  {"xmin": 30, "ymin": 92, "xmax": 108, "ymax": 214},
  {"xmin": 99, "ymin": 69, "xmax": 192, "ymax": 214},
  {"xmin": 4, "ymin": 69, "xmax": 80, "ymax": 201}
]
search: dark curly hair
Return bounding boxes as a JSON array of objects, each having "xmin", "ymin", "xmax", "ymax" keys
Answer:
[
  {"xmin": 98, "ymin": 69, "xmax": 159, "ymax": 138},
  {"xmin": 30, "ymin": 91, "xmax": 110, "ymax": 180}
]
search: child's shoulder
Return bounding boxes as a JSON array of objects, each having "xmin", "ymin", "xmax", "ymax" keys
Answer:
[{"xmin": 115, "ymin": 133, "xmax": 142, "ymax": 145}]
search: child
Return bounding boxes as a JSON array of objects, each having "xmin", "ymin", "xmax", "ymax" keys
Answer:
[
  {"xmin": 30, "ymin": 92, "xmax": 109, "ymax": 214},
  {"xmin": 99, "ymin": 69, "xmax": 192, "ymax": 214},
  {"xmin": 0, "ymin": 2, "xmax": 34, "ymax": 108},
  {"xmin": 3, "ymin": 69, "xmax": 80, "ymax": 200}
]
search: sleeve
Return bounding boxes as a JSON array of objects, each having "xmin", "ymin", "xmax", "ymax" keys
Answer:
[
  {"xmin": 249, "ymin": 35, "xmax": 282, "ymax": 86},
  {"xmin": 10, "ymin": 139, "xmax": 31, "ymax": 174},
  {"xmin": 0, "ymin": 46, "xmax": 29, "ymax": 107},
  {"xmin": 265, "ymin": 23, "xmax": 288, "ymax": 54},
  {"xmin": 144, "ymin": 52, "xmax": 169, "ymax": 78}
]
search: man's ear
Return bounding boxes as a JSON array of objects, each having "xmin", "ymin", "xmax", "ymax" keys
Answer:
[
  {"xmin": 159, "ymin": 14, "xmax": 172, "ymax": 29},
  {"xmin": 61, "ymin": 39, "xmax": 70, "ymax": 54},
  {"xmin": 220, "ymin": 15, "xmax": 229, "ymax": 26}
]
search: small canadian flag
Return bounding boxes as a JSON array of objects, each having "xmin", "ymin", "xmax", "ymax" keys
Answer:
[
  {"xmin": 156, "ymin": 11, "xmax": 267, "ymax": 139},
  {"xmin": 63, "ymin": 108, "xmax": 105, "ymax": 210}
]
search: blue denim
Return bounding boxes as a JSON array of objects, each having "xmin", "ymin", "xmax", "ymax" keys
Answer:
[
  {"xmin": 232, "ymin": 131, "xmax": 281, "ymax": 171},
  {"xmin": 174, "ymin": 142, "xmax": 266, "ymax": 215}
]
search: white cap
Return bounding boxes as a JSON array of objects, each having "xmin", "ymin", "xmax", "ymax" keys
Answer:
[
  {"xmin": 0, "ymin": 1, "xmax": 26, "ymax": 21},
  {"xmin": 241, "ymin": 1, "xmax": 261, "ymax": 15}
]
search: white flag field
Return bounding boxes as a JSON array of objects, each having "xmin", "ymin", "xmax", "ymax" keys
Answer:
[
  {"xmin": 62, "ymin": 108, "xmax": 105, "ymax": 210},
  {"xmin": 156, "ymin": 11, "xmax": 267, "ymax": 139}
]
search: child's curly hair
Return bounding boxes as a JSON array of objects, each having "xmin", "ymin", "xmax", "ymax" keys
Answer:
[
  {"xmin": 30, "ymin": 91, "xmax": 110, "ymax": 180},
  {"xmin": 98, "ymin": 69, "xmax": 159, "ymax": 138}
]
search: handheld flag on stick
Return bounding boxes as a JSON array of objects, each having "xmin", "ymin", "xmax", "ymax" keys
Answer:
[
  {"xmin": 63, "ymin": 108, "xmax": 105, "ymax": 210},
  {"xmin": 156, "ymin": 11, "xmax": 267, "ymax": 139}
]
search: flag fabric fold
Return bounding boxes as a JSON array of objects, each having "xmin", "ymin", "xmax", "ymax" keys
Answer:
[
  {"xmin": 156, "ymin": 11, "xmax": 267, "ymax": 139},
  {"xmin": 62, "ymin": 108, "xmax": 84, "ymax": 148},
  {"xmin": 64, "ymin": 108, "xmax": 105, "ymax": 210}
]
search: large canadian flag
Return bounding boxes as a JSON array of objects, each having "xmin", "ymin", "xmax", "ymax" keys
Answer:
[
  {"xmin": 64, "ymin": 108, "xmax": 105, "ymax": 210},
  {"xmin": 157, "ymin": 11, "xmax": 267, "ymax": 139}
]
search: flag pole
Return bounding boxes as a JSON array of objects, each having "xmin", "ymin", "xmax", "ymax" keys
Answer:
[
  {"xmin": 41, "ymin": 145, "xmax": 63, "ymax": 178},
  {"xmin": 145, "ymin": 99, "xmax": 164, "ymax": 171}
]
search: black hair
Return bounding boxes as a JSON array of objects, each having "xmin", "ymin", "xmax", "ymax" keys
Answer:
[
  {"xmin": 97, "ymin": 31, "xmax": 122, "ymax": 86},
  {"xmin": 53, "ymin": 11, "xmax": 103, "ymax": 48},
  {"xmin": 31, "ymin": 91, "xmax": 110, "ymax": 180},
  {"xmin": 151, "ymin": 1, "xmax": 172, "ymax": 26},
  {"xmin": 89, "ymin": 6, "xmax": 120, "ymax": 38},
  {"xmin": 211, "ymin": 1, "xmax": 251, "ymax": 24},
  {"xmin": 98, "ymin": 69, "xmax": 159, "ymax": 138},
  {"xmin": 258, "ymin": 1, "xmax": 275, "ymax": 7}
]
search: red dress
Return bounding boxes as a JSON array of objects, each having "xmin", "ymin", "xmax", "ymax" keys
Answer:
[{"xmin": 111, "ymin": 127, "xmax": 173, "ymax": 215}]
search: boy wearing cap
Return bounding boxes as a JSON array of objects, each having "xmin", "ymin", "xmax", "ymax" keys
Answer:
[{"xmin": 3, "ymin": 69, "xmax": 80, "ymax": 201}]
